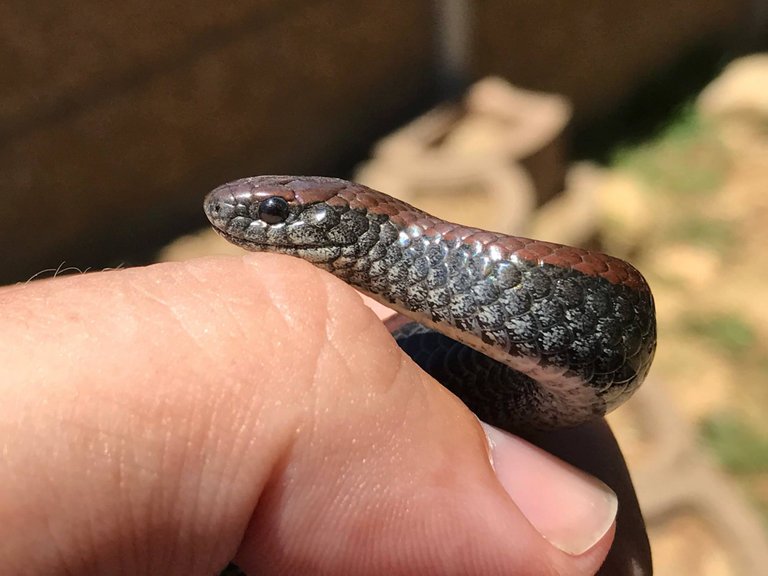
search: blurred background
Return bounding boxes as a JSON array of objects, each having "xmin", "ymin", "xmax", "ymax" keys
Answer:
[{"xmin": 2, "ymin": 1, "xmax": 768, "ymax": 573}]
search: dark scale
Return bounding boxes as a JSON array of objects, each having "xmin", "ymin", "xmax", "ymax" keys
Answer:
[
  {"xmin": 405, "ymin": 236, "xmax": 428, "ymax": 257},
  {"xmin": 445, "ymin": 247, "xmax": 469, "ymax": 276},
  {"xmin": 496, "ymin": 287, "xmax": 532, "ymax": 318},
  {"xmin": 386, "ymin": 259, "xmax": 411, "ymax": 289},
  {"xmin": 392, "ymin": 323, "xmax": 577, "ymax": 430},
  {"xmin": 535, "ymin": 323, "xmax": 574, "ymax": 355},
  {"xmin": 481, "ymin": 327, "xmax": 510, "ymax": 350},
  {"xmin": 529, "ymin": 299, "xmax": 566, "ymax": 329},
  {"xmin": 365, "ymin": 239, "xmax": 388, "ymax": 261},
  {"xmin": 405, "ymin": 281, "xmax": 431, "ymax": 312},
  {"xmin": 327, "ymin": 221, "xmax": 362, "ymax": 246},
  {"xmin": 476, "ymin": 301, "xmax": 507, "ymax": 331},
  {"xmin": 568, "ymin": 334, "xmax": 600, "ymax": 367},
  {"xmin": 340, "ymin": 208, "xmax": 370, "ymax": 235},
  {"xmin": 471, "ymin": 281, "xmax": 500, "ymax": 306},
  {"xmin": 426, "ymin": 285, "xmax": 452, "ymax": 310},
  {"xmin": 408, "ymin": 255, "xmax": 431, "ymax": 283},
  {"xmin": 494, "ymin": 261, "xmax": 523, "ymax": 289},
  {"xmin": 449, "ymin": 292, "xmax": 477, "ymax": 320},
  {"xmin": 552, "ymin": 276, "xmax": 585, "ymax": 307},
  {"xmin": 448, "ymin": 270, "xmax": 475, "ymax": 294},
  {"xmin": 426, "ymin": 264, "xmax": 449, "ymax": 291},
  {"xmin": 382, "ymin": 243, "xmax": 405, "ymax": 269},
  {"xmin": 504, "ymin": 314, "xmax": 540, "ymax": 344},
  {"xmin": 520, "ymin": 267, "xmax": 553, "ymax": 299},
  {"xmin": 367, "ymin": 258, "xmax": 390, "ymax": 279},
  {"xmin": 425, "ymin": 241, "xmax": 449, "ymax": 266}
]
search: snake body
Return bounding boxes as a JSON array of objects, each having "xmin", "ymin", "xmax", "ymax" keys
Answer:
[{"xmin": 204, "ymin": 176, "xmax": 656, "ymax": 430}]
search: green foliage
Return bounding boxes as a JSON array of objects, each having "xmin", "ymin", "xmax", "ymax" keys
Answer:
[
  {"xmin": 611, "ymin": 106, "xmax": 728, "ymax": 196},
  {"xmin": 682, "ymin": 312, "xmax": 756, "ymax": 358},
  {"xmin": 665, "ymin": 216, "xmax": 734, "ymax": 252},
  {"xmin": 700, "ymin": 412, "xmax": 768, "ymax": 475}
]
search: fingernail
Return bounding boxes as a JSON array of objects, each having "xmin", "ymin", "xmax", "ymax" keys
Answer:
[{"xmin": 481, "ymin": 422, "xmax": 618, "ymax": 555}]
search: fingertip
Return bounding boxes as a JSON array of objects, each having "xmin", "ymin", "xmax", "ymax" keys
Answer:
[
  {"xmin": 481, "ymin": 423, "xmax": 618, "ymax": 556},
  {"xmin": 359, "ymin": 293, "xmax": 396, "ymax": 321}
]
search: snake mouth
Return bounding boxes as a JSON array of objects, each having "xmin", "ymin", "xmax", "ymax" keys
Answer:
[{"xmin": 213, "ymin": 227, "xmax": 345, "ymax": 252}]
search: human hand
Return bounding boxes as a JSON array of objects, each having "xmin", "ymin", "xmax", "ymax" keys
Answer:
[{"xmin": 0, "ymin": 255, "xmax": 650, "ymax": 575}]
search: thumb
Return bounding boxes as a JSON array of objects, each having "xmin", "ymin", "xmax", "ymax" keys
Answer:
[{"xmin": 0, "ymin": 255, "xmax": 616, "ymax": 575}]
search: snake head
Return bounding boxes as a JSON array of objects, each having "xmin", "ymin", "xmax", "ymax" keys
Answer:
[{"xmin": 204, "ymin": 176, "xmax": 378, "ymax": 264}]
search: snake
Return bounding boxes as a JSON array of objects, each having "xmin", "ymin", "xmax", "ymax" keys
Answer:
[{"xmin": 204, "ymin": 175, "xmax": 656, "ymax": 431}]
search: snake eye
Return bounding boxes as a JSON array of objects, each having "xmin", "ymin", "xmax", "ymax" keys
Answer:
[{"xmin": 258, "ymin": 196, "xmax": 290, "ymax": 224}]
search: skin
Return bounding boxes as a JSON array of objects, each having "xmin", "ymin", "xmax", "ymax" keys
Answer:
[{"xmin": 0, "ymin": 255, "xmax": 651, "ymax": 575}]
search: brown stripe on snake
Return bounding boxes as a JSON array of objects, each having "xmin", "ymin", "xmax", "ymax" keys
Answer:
[
  {"xmin": 212, "ymin": 176, "xmax": 648, "ymax": 291},
  {"xmin": 205, "ymin": 176, "xmax": 657, "ymax": 430}
]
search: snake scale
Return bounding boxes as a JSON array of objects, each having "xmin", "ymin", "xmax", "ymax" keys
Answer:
[{"xmin": 204, "ymin": 176, "xmax": 656, "ymax": 432}]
